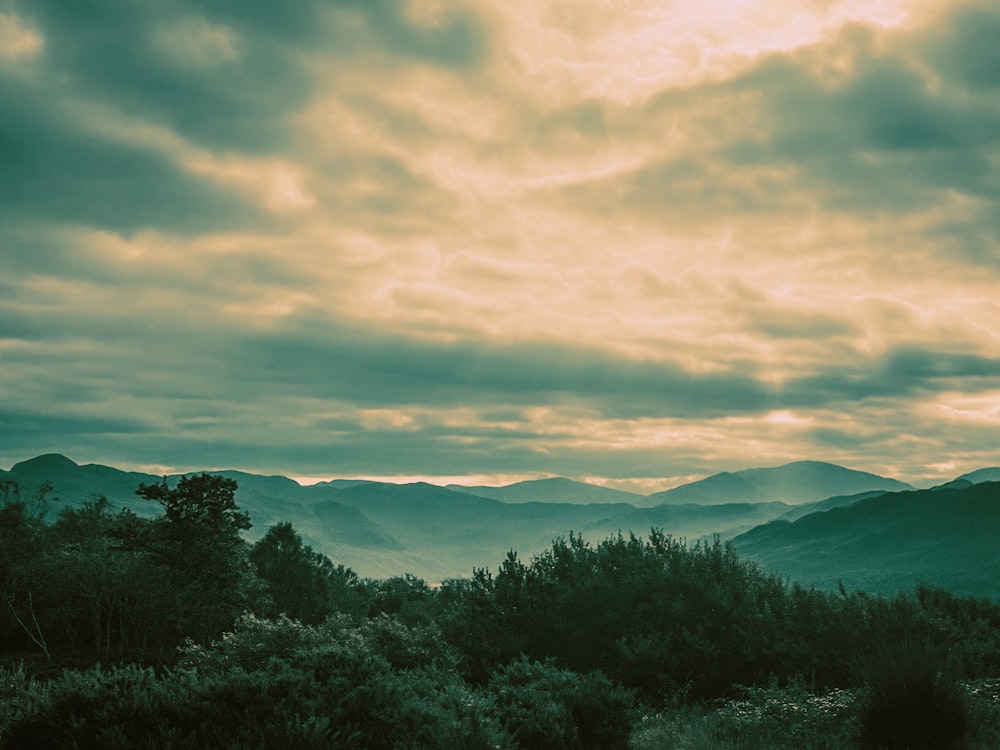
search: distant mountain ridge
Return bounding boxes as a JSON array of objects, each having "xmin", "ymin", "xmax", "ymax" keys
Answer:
[
  {"xmin": 957, "ymin": 467, "xmax": 1000, "ymax": 484},
  {"xmin": 448, "ymin": 477, "xmax": 643, "ymax": 505},
  {"xmin": 732, "ymin": 481, "xmax": 1000, "ymax": 598},
  {"xmin": 647, "ymin": 460, "xmax": 912, "ymax": 506},
  {"xmin": 3, "ymin": 453, "xmax": 999, "ymax": 591}
]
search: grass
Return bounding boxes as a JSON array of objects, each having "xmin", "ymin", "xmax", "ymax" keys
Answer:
[{"xmin": 631, "ymin": 680, "xmax": 1000, "ymax": 750}]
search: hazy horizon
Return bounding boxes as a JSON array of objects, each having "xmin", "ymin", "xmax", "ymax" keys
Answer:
[
  {"xmin": 3, "ymin": 0, "xmax": 1000, "ymax": 490},
  {"xmin": 2, "ymin": 451, "xmax": 972, "ymax": 495}
]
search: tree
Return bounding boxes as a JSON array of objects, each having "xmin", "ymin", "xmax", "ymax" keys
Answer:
[
  {"xmin": 250, "ymin": 522, "xmax": 364, "ymax": 624},
  {"xmin": 47, "ymin": 496, "xmax": 170, "ymax": 663},
  {"xmin": 136, "ymin": 474, "xmax": 249, "ymax": 551},
  {"xmin": 126, "ymin": 474, "xmax": 254, "ymax": 645},
  {"xmin": 1, "ymin": 480, "xmax": 53, "ymax": 661}
]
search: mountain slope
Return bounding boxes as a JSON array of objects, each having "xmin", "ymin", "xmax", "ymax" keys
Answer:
[
  {"xmin": 0, "ymin": 454, "xmax": 399, "ymax": 571},
  {"xmin": 776, "ymin": 490, "xmax": 888, "ymax": 522},
  {"xmin": 648, "ymin": 461, "xmax": 911, "ymax": 506},
  {"xmin": 5, "ymin": 454, "xmax": 164, "ymax": 516},
  {"xmin": 13, "ymin": 454, "xmax": 995, "ymax": 589},
  {"xmin": 330, "ymin": 482, "xmax": 642, "ymax": 579},
  {"xmin": 448, "ymin": 477, "xmax": 643, "ymax": 504},
  {"xmin": 731, "ymin": 481, "xmax": 1000, "ymax": 598},
  {"xmin": 957, "ymin": 467, "xmax": 1000, "ymax": 484},
  {"xmin": 583, "ymin": 502, "xmax": 791, "ymax": 541}
]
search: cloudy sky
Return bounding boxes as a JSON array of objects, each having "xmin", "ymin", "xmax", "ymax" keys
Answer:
[{"xmin": 2, "ymin": 0, "xmax": 999, "ymax": 491}]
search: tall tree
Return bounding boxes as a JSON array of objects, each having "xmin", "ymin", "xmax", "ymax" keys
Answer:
[
  {"xmin": 250, "ymin": 521, "xmax": 363, "ymax": 623},
  {"xmin": 128, "ymin": 474, "xmax": 254, "ymax": 645},
  {"xmin": 1, "ymin": 480, "xmax": 55, "ymax": 660}
]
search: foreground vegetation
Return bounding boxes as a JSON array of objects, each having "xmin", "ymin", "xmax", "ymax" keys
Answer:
[
  {"xmin": 3, "ymin": 475, "xmax": 1000, "ymax": 748},
  {"xmin": 633, "ymin": 678, "xmax": 1000, "ymax": 749}
]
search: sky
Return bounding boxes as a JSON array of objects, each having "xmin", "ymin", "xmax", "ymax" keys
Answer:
[{"xmin": 2, "ymin": 0, "xmax": 1000, "ymax": 492}]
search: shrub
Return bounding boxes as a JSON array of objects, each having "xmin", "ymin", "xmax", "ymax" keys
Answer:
[
  {"xmin": 712, "ymin": 678, "xmax": 857, "ymax": 749},
  {"xmin": 486, "ymin": 657, "xmax": 635, "ymax": 750},
  {"xmin": 1, "ymin": 613, "xmax": 509, "ymax": 750},
  {"xmin": 855, "ymin": 637, "xmax": 969, "ymax": 750}
]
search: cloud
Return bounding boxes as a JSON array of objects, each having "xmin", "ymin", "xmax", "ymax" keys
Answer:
[
  {"xmin": 0, "ymin": 9, "xmax": 42, "ymax": 61},
  {"xmin": 2, "ymin": 0, "xmax": 999, "ymax": 484},
  {"xmin": 551, "ymin": 9, "xmax": 1000, "ymax": 227},
  {"xmin": 925, "ymin": 2, "xmax": 1000, "ymax": 92},
  {"xmin": 151, "ymin": 16, "xmax": 244, "ymax": 70},
  {"xmin": 0, "ymin": 90, "xmax": 265, "ymax": 232}
]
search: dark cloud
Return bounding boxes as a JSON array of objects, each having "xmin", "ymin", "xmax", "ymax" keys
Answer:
[
  {"xmin": 788, "ymin": 349, "xmax": 1000, "ymax": 406},
  {"xmin": 219, "ymin": 321, "xmax": 777, "ymax": 418},
  {"xmin": 36, "ymin": 303, "xmax": 998, "ymax": 415},
  {"xmin": 4, "ymin": 308, "xmax": 1000, "ymax": 477},
  {"xmin": 1, "ymin": 0, "xmax": 488, "ymax": 234},
  {"xmin": 0, "ymin": 79, "xmax": 265, "ymax": 232},
  {"xmin": 2, "ymin": 0, "xmax": 998, "ymax": 482},
  {"xmin": 16, "ymin": 0, "xmax": 486, "ymax": 154},
  {"xmin": 340, "ymin": 0, "xmax": 487, "ymax": 68},
  {"xmin": 7, "ymin": 279, "xmax": 1000, "ymax": 432},
  {"xmin": 752, "ymin": 310, "xmax": 859, "ymax": 340},
  {"xmin": 0, "ymin": 411, "xmax": 153, "ymax": 452},
  {"xmin": 559, "ymin": 5, "xmax": 1000, "ymax": 228},
  {"xmin": 16, "ymin": 0, "xmax": 310, "ymax": 154},
  {"xmin": 926, "ymin": 3, "xmax": 1000, "ymax": 92},
  {"xmin": 750, "ymin": 52, "xmax": 1000, "ymax": 213}
]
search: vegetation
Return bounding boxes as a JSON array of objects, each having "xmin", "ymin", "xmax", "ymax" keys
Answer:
[
  {"xmin": 2, "ymin": 475, "xmax": 1000, "ymax": 747},
  {"xmin": 854, "ymin": 637, "xmax": 969, "ymax": 749}
]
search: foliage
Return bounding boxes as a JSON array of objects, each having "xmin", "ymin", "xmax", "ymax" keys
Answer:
[
  {"xmin": 442, "ymin": 531, "xmax": 864, "ymax": 699},
  {"xmin": 0, "ymin": 482, "xmax": 55, "ymax": 659},
  {"xmin": 632, "ymin": 680, "xmax": 1000, "ymax": 750},
  {"xmin": 135, "ymin": 474, "xmax": 250, "ymax": 545},
  {"xmin": 122, "ymin": 474, "xmax": 256, "ymax": 646},
  {"xmin": 6, "ymin": 473, "xmax": 1000, "ymax": 748},
  {"xmin": 710, "ymin": 679, "xmax": 857, "ymax": 749},
  {"xmin": 250, "ymin": 522, "xmax": 365, "ymax": 624},
  {"xmin": 486, "ymin": 656, "xmax": 635, "ymax": 750},
  {"xmin": 2, "ymin": 615, "xmax": 509, "ymax": 750},
  {"xmin": 854, "ymin": 637, "xmax": 969, "ymax": 750},
  {"xmin": 631, "ymin": 686, "xmax": 859, "ymax": 750},
  {"xmin": 364, "ymin": 573, "xmax": 438, "ymax": 625}
]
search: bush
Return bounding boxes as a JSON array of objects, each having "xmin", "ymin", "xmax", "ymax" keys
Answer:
[
  {"xmin": 855, "ymin": 637, "xmax": 969, "ymax": 750},
  {"xmin": 1, "ymin": 613, "xmax": 510, "ymax": 750},
  {"xmin": 712, "ymin": 678, "xmax": 857, "ymax": 749},
  {"xmin": 631, "ymin": 685, "xmax": 859, "ymax": 750},
  {"xmin": 486, "ymin": 657, "xmax": 635, "ymax": 750}
]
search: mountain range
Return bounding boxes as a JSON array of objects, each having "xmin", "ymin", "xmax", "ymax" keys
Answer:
[
  {"xmin": 3, "ymin": 454, "xmax": 998, "ymax": 595},
  {"xmin": 645, "ymin": 461, "xmax": 912, "ymax": 505},
  {"xmin": 732, "ymin": 480, "xmax": 1000, "ymax": 598}
]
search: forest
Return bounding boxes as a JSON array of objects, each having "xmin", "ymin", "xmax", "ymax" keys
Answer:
[{"xmin": 2, "ymin": 474, "xmax": 1000, "ymax": 749}]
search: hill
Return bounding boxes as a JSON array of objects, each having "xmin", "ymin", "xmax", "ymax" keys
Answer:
[
  {"xmin": 0, "ymin": 454, "xmax": 404, "ymax": 572},
  {"xmin": 648, "ymin": 460, "xmax": 911, "ymax": 506},
  {"xmin": 957, "ymin": 467, "xmax": 1000, "ymax": 484},
  {"xmin": 9, "ymin": 454, "xmax": 998, "ymax": 589},
  {"xmin": 448, "ymin": 477, "xmax": 643, "ymax": 504},
  {"xmin": 776, "ymin": 489, "xmax": 889, "ymax": 522},
  {"xmin": 5, "ymin": 454, "xmax": 787, "ymax": 580},
  {"xmin": 731, "ymin": 481, "xmax": 1000, "ymax": 598},
  {"xmin": 4, "ymin": 454, "xmax": 165, "ymax": 517}
]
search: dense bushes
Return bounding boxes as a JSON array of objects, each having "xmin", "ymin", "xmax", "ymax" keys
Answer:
[
  {"xmin": 5, "ymin": 475, "xmax": 1000, "ymax": 748},
  {"xmin": 854, "ymin": 638, "xmax": 969, "ymax": 750},
  {"xmin": 442, "ymin": 532, "xmax": 859, "ymax": 699},
  {"xmin": 0, "ymin": 662, "xmax": 509, "ymax": 750},
  {"xmin": 486, "ymin": 657, "xmax": 635, "ymax": 750},
  {"xmin": 1, "ymin": 614, "xmax": 634, "ymax": 749}
]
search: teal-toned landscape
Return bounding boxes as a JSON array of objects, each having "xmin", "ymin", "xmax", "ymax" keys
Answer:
[
  {"xmin": 3, "ymin": 455, "xmax": 1000, "ymax": 747},
  {"xmin": 5, "ymin": 0, "xmax": 1000, "ymax": 745}
]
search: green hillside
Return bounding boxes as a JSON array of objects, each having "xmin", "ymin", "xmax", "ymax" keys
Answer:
[{"xmin": 732, "ymin": 481, "xmax": 1000, "ymax": 597}]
